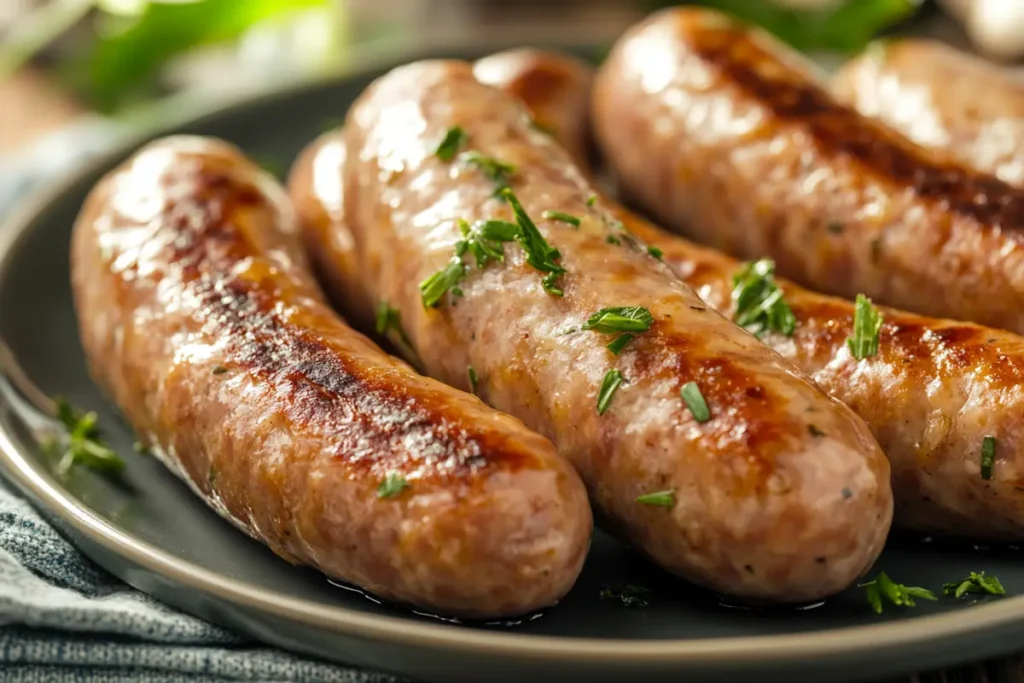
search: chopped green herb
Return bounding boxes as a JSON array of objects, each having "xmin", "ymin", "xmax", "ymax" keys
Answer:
[
  {"xmin": 501, "ymin": 188, "xmax": 566, "ymax": 295},
  {"xmin": 582, "ymin": 307, "xmax": 654, "ymax": 334},
  {"xmin": 847, "ymin": 294, "xmax": 883, "ymax": 360},
  {"xmin": 53, "ymin": 397, "xmax": 124, "ymax": 475},
  {"xmin": 680, "ymin": 382, "xmax": 710, "ymax": 423},
  {"xmin": 606, "ymin": 235, "xmax": 621, "ymax": 246},
  {"xmin": 647, "ymin": 245, "xmax": 664, "ymax": 260},
  {"xmin": 636, "ymin": 489, "xmax": 675, "ymax": 507},
  {"xmin": 212, "ymin": 366, "xmax": 227, "ymax": 375},
  {"xmin": 942, "ymin": 572, "xmax": 1005, "ymax": 598},
  {"xmin": 600, "ymin": 584, "xmax": 651, "ymax": 608},
  {"xmin": 731, "ymin": 259, "xmax": 797, "ymax": 337},
  {"xmin": 459, "ymin": 218, "xmax": 518, "ymax": 269},
  {"xmin": 375, "ymin": 300, "xmax": 415, "ymax": 353},
  {"xmin": 541, "ymin": 272, "xmax": 564, "ymax": 297},
  {"xmin": 586, "ymin": 194, "xmax": 597, "ymax": 207},
  {"xmin": 419, "ymin": 257, "xmax": 467, "ymax": 309},
  {"xmin": 435, "ymin": 126, "xmax": 468, "ymax": 162},
  {"xmin": 377, "ymin": 473, "xmax": 410, "ymax": 499},
  {"xmin": 132, "ymin": 440, "xmax": 148, "ymax": 454},
  {"xmin": 461, "ymin": 151, "xmax": 516, "ymax": 189},
  {"xmin": 597, "ymin": 369, "xmax": 624, "ymax": 415},
  {"xmin": 606, "ymin": 334, "xmax": 635, "ymax": 356},
  {"xmin": 542, "ymin": 210, "xmax": 581, "ymax": 228},
  {"xmin": 981, "ymin": 436, "xmax": 997, "ymax": 481},
  {"xmin": 859, "ymin": 572, "xmax": 936, "ymax": 614},
  {"xmin": 468, "ymin": 366, "xmax": 479, "ymax": 395}
]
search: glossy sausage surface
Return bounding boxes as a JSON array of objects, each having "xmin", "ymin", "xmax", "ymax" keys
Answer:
[
  {"xmin": 72, "ymin": 135, "xmax": 591, "ymax": 618},
  {"xmin": 293, "ymin": 60, "xmax": 892, "ymax": 602},
  {"xmin": 483, "ymin": 48, "xmax": 1024, "ymax": 540},
  {"xmin": 835, "ymin": 39, "xmax": 1024, "ymax": 186},
  {"xmin": 593, "ymin": 8, "xmax": 1024, "ymax": 335}
]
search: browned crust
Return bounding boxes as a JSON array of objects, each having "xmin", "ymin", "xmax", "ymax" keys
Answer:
[{"xmin": 675, "ymin": 10, "xmax": 1024, "ymax": 233}]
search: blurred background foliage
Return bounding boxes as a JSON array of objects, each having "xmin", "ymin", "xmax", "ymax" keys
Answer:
[{"xmin": 0, "ymin": 0, "xmax": 927, "ymax": 115}]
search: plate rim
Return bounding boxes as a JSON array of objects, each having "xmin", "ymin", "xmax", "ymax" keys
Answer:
[{"xmin": 1, "ymin": 40, "xmax": 1023, "ymax": 670}]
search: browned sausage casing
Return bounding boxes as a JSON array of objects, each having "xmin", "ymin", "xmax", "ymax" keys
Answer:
[
  {"xmin": 835, "ymin": 39, "xmax": 1024, "ymax": 186},
  {"xmin": 477, "ymin": 48, "xmax": 1024, "ymax": 540},
  {"xmin": 71, "ymin": 135, "xmax": 592, "ymax": 618},
  {"xmin": 292, "ymin": 59, "xmax": 892, "ymax": 602},
  {"xmin": 593, "ymin": 8, "xmax": 1024, "ymax": 335}
]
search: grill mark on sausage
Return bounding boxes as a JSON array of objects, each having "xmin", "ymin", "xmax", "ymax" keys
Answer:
[
  {"xmin": 114, "ymin": 161, "xmax": 522, "ymax": 480},
  {"xmin": 682, "ymin": 19, "xmax": 1024, "ymax": 233},
  {"xmin": 625, "ymin": 327, "xmax": 805, "ymax": 488}
]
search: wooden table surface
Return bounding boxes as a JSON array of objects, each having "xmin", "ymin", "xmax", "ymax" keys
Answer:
[{"xmin": 2, "ymin": 18, "xmax": 1023, "ymax": 681}]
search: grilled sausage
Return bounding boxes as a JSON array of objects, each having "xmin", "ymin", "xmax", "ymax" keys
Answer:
[
  {"xmin": 291, "ymin": 59, "xmax": 892, "ymax": 602},
  {"xmin": 835, "ymin": 39, "xmax": 1024, "ymax": 186},
  {"xmin": 71, "ymin": 135, "xmax": 592, "ymax": 618},
  {"xmin": 476, "ymin": 48, "xmax": 1024, "ymax": 540},
  {"xmin": 593, "ymin": 8, "xmax": 1024, "ymax": 335}
]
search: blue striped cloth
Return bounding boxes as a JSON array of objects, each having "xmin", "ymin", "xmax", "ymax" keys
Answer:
[{"xmin": 0, "ymin": 122, "xmax": 403, "ymax": 683}]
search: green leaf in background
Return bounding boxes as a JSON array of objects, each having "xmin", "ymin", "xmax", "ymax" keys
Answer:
[
  {"xmin": 683, "ymin": 0, "xmax": 922, "ymax": 52},
  {"xmin": 76, "ymin": 0, "xmax": 330, "ymax": 112}
]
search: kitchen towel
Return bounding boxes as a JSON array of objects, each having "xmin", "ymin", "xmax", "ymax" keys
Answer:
[{"xmin": 0, "ymin": 122, "xmax": 403, "ymax": 683}]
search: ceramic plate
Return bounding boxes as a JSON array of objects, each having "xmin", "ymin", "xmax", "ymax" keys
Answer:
[{"xmin": 2, "ymin": 45, "xmax": 1024, "ymax": 683}]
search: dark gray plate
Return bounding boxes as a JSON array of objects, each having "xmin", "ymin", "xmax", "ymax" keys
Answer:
[{"xmin": 2, "ymin": 44, "xmax": 1024, "ymax": 683}]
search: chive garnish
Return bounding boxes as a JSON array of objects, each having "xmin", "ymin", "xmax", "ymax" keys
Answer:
[
  {"xmin": 859, "ymin": 572, "xmax": 936, "ymax": 614},
  {"xmin": 542, "ymin": 210, "xmax": 581, "ymax": 228},
  {"xmin": 606, "ymin": 334, "xmax": 635, "ymax": 356},
  {"xmin": 461, "ymin": 151, "xmax": 516, "ymax": 190},
  {"xmin": 943, "ymin": 572, "xmax": 1005, "ymax": 598},
  {"xmin": 981, "ymin": 436, "xmax": 997, "ymax": 480},
  {"xmin": 468, "ymin": 366, "xmax": 478, "ymax": 394},
  {"xmin": 375, "ymin": 300, "xmax": 413, "ymax": 348},
  {"xmin": 647, "ymin": 245, "xmax": 664, "ymax": 260},
  {"xmin": 636, "ymin": 490, "xmax": 675, "ymax": 507},
  {"xmin": 435, "ymin": 126, "xmax": 468, "ymax": 161},
  {"xmin": 377, "ymin": 473, "xmax": 410, "ymax": 499},
  {"xmin": 501, "ymin": 188, "xmax": 566, "ymax": 295},
  {"xmin": 582, "ymin": 307, "xmax": 654, "ymax": 334},
  {"xmin": 731, "ymin": 259, "xmax": 796, "ymax": 337},
  {"xmin": 419, "ymin": 257, "xmax": 467, "ymax": 309},
  {"xmin": 52, "ymin": 398, "xmax": 124, "ymax": 475},
  {"xmin": 847, "ymin": 294, "xmax": 883, "ymax": 360},
  {"xmin": 680, "ymin": 382, "xmax": 710, "ymax": 423},
  {"xmin": 597, "ymin": 369, "xmax": 623, "ymax": 415}
]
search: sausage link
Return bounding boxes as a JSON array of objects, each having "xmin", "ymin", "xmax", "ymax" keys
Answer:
[
  {"xmin": 71, "ymin": 135, "xmax": 591, "ymax": 618},
  {"xmin": 480, "ymin": 48, "xmax": 1024, "ymax": 540},
  {"xmin": 593, "ymin": 8, "xmax": 1024, "ymax": 335},
  {"xmin": 293, "ymin": 60, "xmax": 892, "ymax": 602},
  {"xmin": 835, "ymin": 39, "xmax": 1024, "ymax": 186}
]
